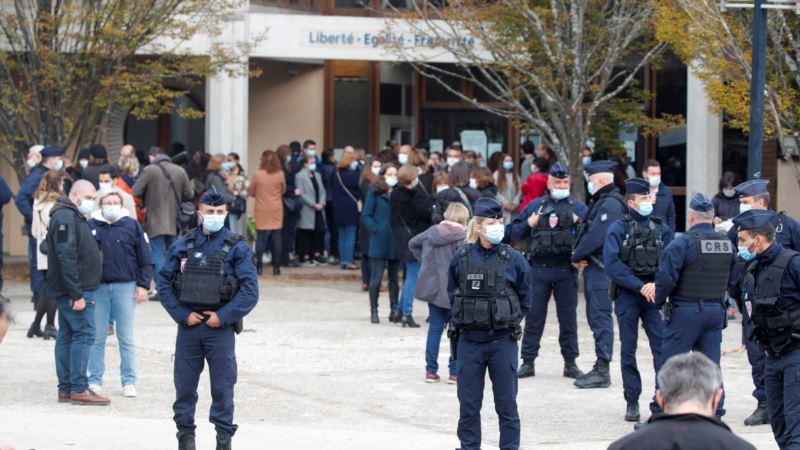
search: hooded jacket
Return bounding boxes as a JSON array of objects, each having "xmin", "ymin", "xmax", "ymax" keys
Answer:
[
  {"xmin": 89, "ymin": 207, "xmax": 154, "ymax": 288},
  {"xmin": 408, "ymin": 221, "xmax": 466, "ymax": 309},
  {"xmin": 46, "ymin": 196, "xmax": 102, "ymax": 300}
]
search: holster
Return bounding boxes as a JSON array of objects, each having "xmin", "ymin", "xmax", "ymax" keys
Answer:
[
  {"xmin": 661, "ymin": 300, "xmax": 675, "ymax": 323},
  {"xmin": 233, "ymin": 318, "xmax": 243, "ymax": 335},
  {"xmin": 448, "ymin": 326, "xmax": 459, "ymax": 361},
  {"xmin": 609, "ymin": 282, "xmax": 620, "ymax": 301}
]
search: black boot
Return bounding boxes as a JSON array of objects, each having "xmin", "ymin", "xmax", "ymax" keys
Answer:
[
  {"xmin": 518, "ymin": 359, "xmax": 535, "ymax": 378},
  {"xmin": 563, "ymin": 359, "xmax": 582, "ymax": 379},
  {"xmin": 27, "ymin": 322, "xmax": 43, "ymax": 339},
  {"xmin": 216, "ymin": 434, "xmax": 231, "ymax": 450},
  {"xmin": 574, "ymin": 359, "xmax": 611, "ymax": 389},
  {"xmin": 401, "ymin": 315, "xmax": 420, "ymax": 328},
  {"xmin": 369, "ymin": 289, "xmax": 380, "ymax": 324},
  {"xmin": 388, "ymin": 289, "xmax": 400, "ymax": 323},
  {"xmin": 273, "ymin": 265, "xmax": 281, "ymax": 276},
  {"xmin": 177, "ymin": 432, "xmax": 196, "ymax": 450},
  {"xmin": 43, "ymin": 324, "xmax": 57, "ymax": 340},
  {"xmin": 625, "ymin": 401, "xmax": 640, "ymax": 422},
  {"xmin": 256, "ymin": 260, "xmax": 263, "ymax": 276},
  {"xmin": 744, "ymin": 400, "xmax": 770, "ymax": 426}
]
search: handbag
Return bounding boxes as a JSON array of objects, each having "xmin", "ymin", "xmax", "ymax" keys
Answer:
[
  {"xmin": 155, "ymin": 162, "xmax": 196, "ymax": 231},
  {"xmin": 336, "ymin": 170, "xmax": 362, "ymax": 212},
  {"xmin": 283, "ymin": 195, "xmax": 303, "ymax": 213}
]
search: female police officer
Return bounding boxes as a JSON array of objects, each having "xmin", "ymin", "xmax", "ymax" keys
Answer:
[{"xmin": 448, "ymin": 197, "xmax": 532, "ymax": 450}]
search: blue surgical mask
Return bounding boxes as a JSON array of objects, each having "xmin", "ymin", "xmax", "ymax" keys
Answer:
[
  {"xmin": 739, "ymin": 203, "xmax": 752, "ymax": 214},
  {"xmin": 385, "ymin": 176, "xmax": 398, "ymax": 187},
  {"xmin": 78, "ymin": 199, "xmax": 95, "ymax": 216},
  {"xmin": 551, "ymin": 189, "xmax": 570, "ymax": 200},
  {"xmin": 222, "ymin": 162, "xmax": 234, "ymax": 172},
  {"xmin": 484, "ymin": 223, "xmax": 505, "ymax": 244},
  {"xmin": 398, "ymin": 153, "xmax": 409, "ymax": 165},
  {"xmin": 309, "ymin": 163, "xmax": 317, "ymax": 172},
  {"xmin": 587, "ymin": 181, "xmax": 596, "ymax": 196},
  {"xmin": 286, "ymin": 156, "xmax": 291, "ymax": 164},
  {"xmin": 306, "ymin": 149, "xmax": 316, "ymax": 157},
  {"xmin": 203, "ymin": 214, "xmax": 226, "ymax": 233},
  {"xmin": 648, "ymin": 176, "xmax": 661, "ymax": 187},
  {"xmin": 102, "ymin": 204, "xmax": 122, "ymax": 222},
  {"xmin": 53, "ymin": 159, "xmax": 64, "ymax": 172},
  {"xmin": 582, "ymin": 156, "xmax": 592, "ymax": 167},
  {"xmin": 738, "ymin": 239, "xmax": 757, "ymax": 261},
  {"xmin": 503, "ymin": 161, "xmax": 514, "ymax": 171},
  {"xmin": 637, "ymin": 201, "xmax": 654, "ymax": 216}
]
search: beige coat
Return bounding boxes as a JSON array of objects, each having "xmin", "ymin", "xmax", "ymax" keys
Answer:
[
  {"xmin": 248, "ymin": 170, "xmax": 285, "ymax": 231},
  {"xmin": 31, "ymin": 198, "xmax": 56, "ymax": 270},
  {"xmin": 132, "ymin": 155, "xmax": 194, "ymax": 237}
]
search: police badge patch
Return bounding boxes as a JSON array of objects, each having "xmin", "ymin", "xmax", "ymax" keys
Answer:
[
  {"xmin": 549, "ymin": 213, "xmax": 558, "ymax": 228},
  {"xmin": 600, "ymin": 213, "xmax": 608, "ymax": 222}
]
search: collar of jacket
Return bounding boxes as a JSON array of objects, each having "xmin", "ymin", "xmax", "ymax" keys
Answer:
[{"xmin": 50, "ymin": 195, "xmax": 81, "ymax": 217}]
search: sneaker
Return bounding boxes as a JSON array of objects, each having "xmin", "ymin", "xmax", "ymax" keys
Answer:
[
  {"xmin": 425, "ymin": 372, "xmax": 441, "ymax": 383},
  {"xmin": 302, "ymin": 260, "xmax": 316, "ymax": 267},
  {"xmin": 123, "ymin": 384, "xmax": 137, "ymax": 398},
  {"xmin": 447, "ymin": 374, "xmax": 458, "ymax": 384},
  {"xmin": 88, "ymin": 383, "xmax": 103, "ymax": 394}
]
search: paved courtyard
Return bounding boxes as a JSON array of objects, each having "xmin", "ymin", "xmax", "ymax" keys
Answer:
[{"xmin": 0, "ymin": 270, "xmax": 779, "ymax": 449}]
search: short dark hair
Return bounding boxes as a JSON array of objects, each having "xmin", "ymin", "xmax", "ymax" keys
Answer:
[
  {"xmin": 644, "ymin": 159, "xmax": 661, "ymax": 171},
  {"xmin": 148, "ymin": 146, "xmax": 164, "ymax": 157},
  {"xmin": 98, "ymin": 167, "xmax": 117, "ymax": 178},
  {"xmin": 746, "ymin": 225, "xmax": 776, "ymax": 241},
  {"xmin": 289, "ymin": 141, "xmax": 301, "ymax": 153},
  {"xmin": 532, "ymin": 157, "xmax": 549, "ymax": 172},
  {"xmin": 227, "ymin": 152, "xmax": 240, "ymax": 162},
  {"xmin": 303, "ymin": 139, "xmax": 316, "ymax": 149},
  {"xmin": 521, "ymin": 140, "xmax": 535, "ymax": 155},
  {"xmin": 719, "ymin": 171, "xmax": 740, "ymax": 190}
]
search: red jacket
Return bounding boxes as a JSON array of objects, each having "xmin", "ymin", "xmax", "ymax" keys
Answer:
[{"xmin": 519, "ymin": 173, "xmax": 549, "ymax": 212}]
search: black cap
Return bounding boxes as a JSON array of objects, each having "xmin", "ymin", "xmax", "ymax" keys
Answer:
[{"xmin": 199, "ymin": 186, "xmax": 226, "ymax": 207}]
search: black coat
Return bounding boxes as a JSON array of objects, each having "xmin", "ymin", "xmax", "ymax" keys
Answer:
[
  {"xmin": 390, "ymin": 186, "xmax": 432, "ymax": 261},
  {"xmin": 607, "ymin": 413, "xmax": 756, "ymax": 450},
  {"xmin": 46, "ymin": 197, "xmax": 103, "ymax": 300}
]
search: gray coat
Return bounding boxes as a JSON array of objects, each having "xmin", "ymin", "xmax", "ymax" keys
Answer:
[
  {"xmin": 408, "ymin": 222, "xmax": 466, "ymax": 309},
  {"xmin": 294, "ymin": 169, "xmax": 327, "ymax": 231},
  {"xmin": 133, "ymin": 155, "xmax": 194, "ymax": 237}
]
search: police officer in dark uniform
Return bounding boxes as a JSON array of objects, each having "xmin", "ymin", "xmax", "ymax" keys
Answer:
[
  {"xmin": 727, "ymin": 179, "xmax": 800, "ymax": 426},
  {"xmin": 604, "ymin": 178, "xmax": 673, "ymax": 421},
  {"xmin": 448, "ymin": 197, "xmax": 533, "ymax": 450},
  {"xmin": 572, "ymin": 160, "xmax": 627, "ymax": 389},
  {"xmin": 735, "ymin": 209, "xmax": 800, "ymax": 449},
  {"xmin": 656, "ymin": 193, "xmax": 734, "ymax": 420},
  {"xmin": 511, "ymin": 162, "xmax": 587, "ymax": 379},
  {"xmin": 158, "ymin": 186, "xmax": 259, "ymax": 450}
]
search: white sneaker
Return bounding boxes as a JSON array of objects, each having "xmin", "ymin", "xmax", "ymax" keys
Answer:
[
  {"xmin": 122, "ymin": 384, "xmax": 137, "ymax": 398},
  {"xmin": 88, "ymin": 383, "xmax": 103, "ymax": 394}
]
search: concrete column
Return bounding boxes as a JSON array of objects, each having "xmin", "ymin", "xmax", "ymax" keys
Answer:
[
  {"xmin": 686, "ymin": 63, "xmax": 723, "ymax": 226},
  {"xmin": 205, "ymin": 7, "xmax": 250, "ymax": 173}
]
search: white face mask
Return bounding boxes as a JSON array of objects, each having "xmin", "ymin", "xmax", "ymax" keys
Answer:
[
  {"xmin": 550, "ymin": 188, "xmax": 570, "ymax": 200},
  {"xmin": 26, "ymin": 159, "xmax": 36, "ymax": 168},
  {"xmin": 350, "ymin": 161, "xmax": 359, "ymax": 170},
  {"xmin": 98, "ymin": 182, "xmax": 113, "ymax": 191},
  {"xmin": 398, "ymin": 153, "xmax": 409, "ymax": 165},
  {"xmin": 469, "ymin": 178, "xmax": 478, "ymax": 189},
  {"xmin": 648, "ymin": 175, "xmax": 661, "ymax": 187},
  {"xmin": 371, "ymin": 166, "xmax": 381, "ymax": 176},
  {"xmin": 79, "ymin": 160, "xmax": 89, "ymax": 169},
  {"xmin": 447, "ymin": 157, "xmax": 460, "ymax": 167},
  {"xmin": 78, "ymin": 199, "xmax": 95, "ymax": 216},
  {"xmin": 436, "ymin": 185, "xmax": 449, "ymax": 194},
  {"xmin": 739, "ymin": 203, "xmax": 753, "ymax": 214},
  {"xmin": 385, "ymin": 176, "xmax": 398, "ymax": 187},
  {"xmin": 102, "ymin": 204, "xmax": 122, "ymax": 221},
  {"xmin": 723, "ymin": 189, "xmax": 736, "ymax": 198}
]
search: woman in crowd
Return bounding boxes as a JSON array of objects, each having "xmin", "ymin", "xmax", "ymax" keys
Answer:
[
  {"xmin": 471, "ymin": 167, "xmax": 497, "ymax": 199},
  {"xmin": 415, "ymin": 150, "xmax": 434, "ymax": 196},
  {"xmin": 519, "ymin": 157, "xmax": 549, "ymax": 212},
  {"xmin": 28, "ymin": 171, "xmax": 64, "ymax": 339},
  {"xmin": 295, "ymin": 154, "xmax": 327, "ymax": 266},
  {"xmin": 410, "ymin": 202, "xmax": 469, "ymax": 383},
  {"xmin": 332, "ymin": 151, "xmax": 361, "ymax": 270},
  {"xmin": 277, "ymin": 144, "xmax": 301, "ymax": 268},
  {"xmin": 249, "ymin": 150, "xmax": 286, "ymax": 276},
  {"xmin": 362, "ymin": 163, "xmax": 400, "ymax": 323},
  {"xmin": 712, "ymin": 170, "xmax": 741, "ymax": 222},
  {"xmin": 494, "ymin": 153, "xmax": 521, "ymax": 223},
  {"xmin": 487, "ymin": 151, "xmax": 505, "ymax": 174},
  {"xmin": 87, "ymin": 189, "xmax": 153, "ymax": 398},
  {"xmin": 205, "ymin": 154, "xmax": 235, "ymax": 205},
  {"xmin": 115, "ymin": 153, "xmax": 145, "ymax": 224},
  {"xmin": 358, "ymin": 158, "xmax": 382, "ymax": 290},
  {"xmin": 390, "ymin": 165, "xmax": 432, "ymax": 328},
  {"xmin": 450, "ymin": 161, "xmax": 480, "ymax": 205},
  {"xmin": 225, "ymin": 152, "xmax": 249, "ymax": 236},
  {"xmin": 320, "ymin": 148, "xmax": 339, "ymax": 264},
  {"xmin": 432, "ymin": 172, "xmax": 472, "ymax": 224}
]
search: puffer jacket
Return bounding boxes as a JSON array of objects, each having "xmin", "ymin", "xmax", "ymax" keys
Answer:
[{"xmin": 408, "ymin": 221, "xmax": 466, "ymax": 309}]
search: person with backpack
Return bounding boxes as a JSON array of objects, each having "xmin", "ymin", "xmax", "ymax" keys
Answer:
[{"xmin": 431, "ymin": 171, "xmax": 472, "ymax": 224}]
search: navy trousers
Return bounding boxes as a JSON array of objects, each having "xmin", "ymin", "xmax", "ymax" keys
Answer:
[
  {"xmin": 614, "ymin": 289, "xmax": 663, "ymax": 410},
  {"xmin": 521, "ymin": 263, "xmax": 579, "ymax": 361},
  {"xmin": 741, "ymin": 300, "xmax": 768, "ymax": 403},
  {"xmin": 660, "ymin": 299, "xmax": 726, "ymax": 416},
  {"xmin": 173, "ymin": 323, "xmax": 238, "ymax": 437},
  {"xmin": 457, "ymin": 335, "xmax": 520, "ymax": 450},
  {"xmin": 765, "ymin": 348, "xmax": 800, "ymax": 450},
  {"xmin": 583, "ymin": 263, "xmax": 614, "ymax": 362}
]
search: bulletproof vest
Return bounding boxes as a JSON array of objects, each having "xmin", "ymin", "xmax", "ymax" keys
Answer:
[
  {"xmin": 529, "ymin": 198, "xmax": 575, "ymax": 258},
  {"xmin": 574, "ymin": 190, "xmax": 625, "ymax": 250},
  {"xmin": 174, "ymin": 230, "xmax": 242, "ymax": 307},
  {"xmin": 451, "ymin": 244, "xmax": 522, "ymax": 331},
  {"xmin": 744, "ymin": 248, "xmax": 800, "ymax": 357},
  {"xmin": 619, "ymin": 215, "xmax": 663, "ymax": 279},
  {"xmin": 673, "ymin": 232, "xmax": 732, "ymax": 300}
]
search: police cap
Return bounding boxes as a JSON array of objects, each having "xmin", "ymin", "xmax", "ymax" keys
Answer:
[
  {"xmin": 689, "ymin": 193, "xmax": 714, "ymax": 212},
  {"xmin": 584, "ymin": 160, "xmax": 617, "ymax": 176},
  {"xmin": 733, "ymin": 209, "xmax": 777, "ymax": 231},
  {"xmin": 40, "ymin": 146, "xmax": 64, "ymax": 157},
  {"xmin": 734, "ymin": 179, "xmax": 769, "ymax": 198},
  {"xmin": 548, "ymin": 161, "xmax": 568, "ymax": 179},
  {"xmin": 199, "ymin": 185, "xmax": 226, "ymax": 207},
  {"xmin": 473, "ymin": 197, "xmax": 503, "ymax": 219},
  {"xmin": 89, "ymin": 144, "xmax": 107, "ymax": 159},
  {"xmin": 624, "ymin": 177, "xmax": 650, "ymax": 195}
]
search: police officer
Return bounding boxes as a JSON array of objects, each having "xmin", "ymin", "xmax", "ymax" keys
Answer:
[
  {"xmin": 728, "ymin": 179, "xmax": 800, "ymax": 426},
  {"xmin": 448, "ymin": 197, "xmax": 532, "ymax": 450},
  {"xmin": 604, "ymin": 178, "xmax": 673, "ymax": 421},
  {"xmin": 655, "ymin": 193, "xmax": 734, "ymax": 419},
  {"xmin": 158, "ymin": 186, "xmax": 259, "ymax": 450},
  {"xmin": 511, "ymin": 162, "xmax": 587, "ymax": 379},
  {"xmin": 735, "ymin": 209, "xmax": 800, "ymax": 449},
  {"xmin": 571, "ymin": 160, "xmax": 626, "ymax": 389}
]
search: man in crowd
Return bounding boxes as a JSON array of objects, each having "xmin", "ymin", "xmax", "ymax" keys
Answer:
[
  {"xmin": 641, "ymin": 159, "xmax": 676, "ymax": 231},
  {"xmin": 97, "ymin": 167, "xmax": 136, "ymax": 218},
  {"xmin": 82, "ymin": 144, "xmax": 114, "ymax": 189},
  {"xmin": 445, "ymin": 146, "xmax": 463, "ymax": 169}
]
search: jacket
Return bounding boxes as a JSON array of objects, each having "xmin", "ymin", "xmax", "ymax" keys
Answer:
[
  {"xmin": 116, "ymin": 177, "xmax": 145, "ymax": 223},
  {"xmin": 607, "ymin": 413, "xmax": 756, "ymax": 450},
  {"xmin": 295, "ymin": 169, "xmax": 327, "ymax": 231},
  {"xmin": 331, "ymin": 168, "xmax": 361, "ymax": 227},
  {"xmin": 46, "ymin": 196, "xmax": 103, "ymax": 300},
  {"xmin": 358, "ymin": 179, "xmax": 373, "ymax": 255},
  {"xmin": 519, "ymin": 172, "xmax": 548, "ymax": 212},
  {"xmin": 652, "ymin": 183, "xmax": 677, "ymax": 231},
  {"xmin": 0, "ymin": 175, "xmax": 10, "ymax": 209},
  {"xmin": 204, "ymin": 171, "xmax": 235, "ymax": 205},
  {"xmin": 249, "ymin": 169, "xmax": 286, "ymax": 231},
  {"xmin": 712, "ymin": 191, "xmax": 739, "ymax": 221},
  {"xmin": 409, "ymin": 222, "xmax": 466, "ymax": 309},
  {"xmin": 15, "ymin": 165, "xmax": 48, "ymax": 224},
  {"xmin": 132, "ymin": 155, "xmax": 194, "ymax": 237},
  {"xmin": 362, "ymin": 188, "xmax": 396, "ymax": 260},
  {"xmin": 32, "ymin": 198, "xmax": 57, "ymax": 271},
  {"xmin": 390, "ymin": 186, "xmax": 432, "ymax": 261},
  {"xmin": 89, "ymin": 209, "xmax": 154, "ymax": 289}
]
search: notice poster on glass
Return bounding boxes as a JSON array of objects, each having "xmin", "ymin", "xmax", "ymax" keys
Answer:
[
  {"xmin": 460, "ymin": 130, "xmax": 488, "ymax": 160},
  {"xmin": 429, "ymin": 139, "xmax": 444, "ymax": 155},
  {"xmin": 488, "ymin": 143, "xmax": 503, "ymax": 155}
]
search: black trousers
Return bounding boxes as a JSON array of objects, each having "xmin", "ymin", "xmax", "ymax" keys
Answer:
[
  {"xmin": 297, "ymin": 228, "xmax": 324, "ymax": 261},
  {"xmin": 255, "ymin": 230, "xmax": 282, "ymax": 269}
]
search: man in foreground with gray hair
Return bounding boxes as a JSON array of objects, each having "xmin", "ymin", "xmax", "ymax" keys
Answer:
[{"xmin": 607, "ymin": 352, "xmax": 755, "ymax": 449}]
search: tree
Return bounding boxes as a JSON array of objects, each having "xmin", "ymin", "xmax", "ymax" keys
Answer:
[
  {"xmin": 387, "ymin": 0, "xmax": 675, "ymax": 194},
  {"xmin": 0, "ymin": 0, "xmax": 255, "ymax": 183}
]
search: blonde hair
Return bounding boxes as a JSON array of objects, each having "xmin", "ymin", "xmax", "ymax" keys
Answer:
[
  {"xmin": 444, "ymin": 202, "xmax": 470, "ymax": 225},
  {"xmin": 397, "ymin": 164, "xmax": 419, "ymax": 186},
  {"xmin": 119, "ymin": 154, "xmax": 139, "ymax": 176},
  {"xmin": 466, "ymin": 216, "xmax": 491, "ymax": 244}
]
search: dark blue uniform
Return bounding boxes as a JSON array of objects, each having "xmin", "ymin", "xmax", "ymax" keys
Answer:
[
  {"xmin": 655, "ymin": 222, "xmax": 734, "ymax": 417},
  {"xmin": 604, "ymin": 211, "xmax": 673, "ymax": 411},
  {"xmin": 512, "ymin": 195, "xmax": 587, "ymax": 364},
  {"xmin": 158, "ymin": 226, "xmax": 258, "ymax": 439},
  {"xmin": 15, "ymin": 165, "xmax": 48, "ymax": 295},
  {"xmin": 571, "ymin": 184, "xmax": 626, "ymax": 364},
  {"xmin": 448, "ymin": 243, "xmax": 532, "ymax": 450},
  {"xmin": 651, "ymin": 183, "xmax": 677, "ymax": 232}
]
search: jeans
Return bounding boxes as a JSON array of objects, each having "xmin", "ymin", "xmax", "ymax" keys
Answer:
[
  {"xmin": 338, "ymin": 225, "xmax": 357, "ymax": 265},
  {"xmin": 150, "ymin": 234, "xmax": 176, "ymax": 277},
  {"xmin": 426, "ymin": 303, "xmax": 455, "ymax": 375},
  {"xmin": 88, "ymin": 282, "xmax": 137, "ymax": 387},
  {"xmin": 228, "ymin": 213, "xmax": 239, "ymax": 233},
  {"xmin": 398, "ymin": 260, "xmax": 420, "ymax": 316},
  {"xmin": 55, "ymin": 292, "xmax": 96, "ymax": 394},
  {"xmin": 256, "ymin": 230, "xmax": 282, "ymax": 269}
]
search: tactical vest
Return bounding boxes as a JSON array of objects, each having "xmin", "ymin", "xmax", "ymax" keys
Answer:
[
  {"xmin": 574, "ymin": 190, "xmax": 625, "ymax": 251},
  {"xmin": 673, "ymin": 232, "xmax": 732, "ymax": 300},
  {"xmin": 619, "ymin": 216, "xmax": 663, "ymax": 280},
  {"xmin": 451, "ymin": 244, "xmax": 522, "ymax": 331},
  {"xmin": 529, "ymin": 198, "xmax": 575, "ymax": 258},
  {"xmin": 173, "ymin": 230, "xmax": 242, "ymax": 307},
  {"xmin": 744, "ymin": 248, "xmax": 800, "ymax": 357}
]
